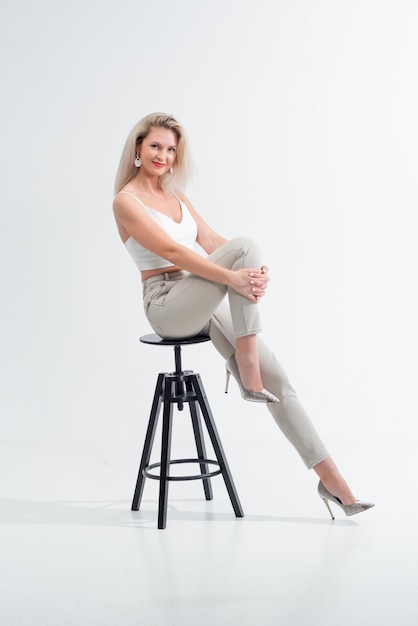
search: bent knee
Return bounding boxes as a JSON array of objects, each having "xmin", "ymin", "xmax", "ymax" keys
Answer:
[
  {"xmin": 228, "ymin": 236, "xmax": 260, "ymax": 256},
  {"xmin": 229, "ymin": 235, "xmax": 258, "ymax": 248}
]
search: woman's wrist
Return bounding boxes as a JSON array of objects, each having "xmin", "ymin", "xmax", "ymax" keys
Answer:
[{"xmin": 223, "ymin": 268, "xmax": 235, "ymax": 288}]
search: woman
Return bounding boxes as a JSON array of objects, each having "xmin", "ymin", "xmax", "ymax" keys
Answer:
[{"xmin": 113, "ymin": 112, "xmax": 374, "ymax": 518}]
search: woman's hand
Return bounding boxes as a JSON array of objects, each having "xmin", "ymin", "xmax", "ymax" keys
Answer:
[{"xmin": 228, "ymin": 267, "xmax": 269, "ymax": 302}]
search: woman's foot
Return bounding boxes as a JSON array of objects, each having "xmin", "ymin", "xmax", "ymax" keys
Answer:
[
  {"xmin": 225, "ymin": 355, "xmax": 279, "ymax": 403},
  {"xmin": 313, "ymin": 458, "xmax": 356, "ymax": 505},
  {"xmin": 318, "ymin": 481, "xmax": 375, "ymax": 519},
  {"xmin": 314, "ymin": 459, "xmax": 374, "ymax": 519},
  {"xmin": 229, "ymin": 334, "xmax": 279, "ymax": 403}
]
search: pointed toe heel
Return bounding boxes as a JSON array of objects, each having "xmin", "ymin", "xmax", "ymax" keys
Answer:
[{"xmin": 318, "ymin": 481, "xmax": 375, "ymax": 519}]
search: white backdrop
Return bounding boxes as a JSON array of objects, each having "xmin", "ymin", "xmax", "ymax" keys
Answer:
[{"xmin": 1, "ymin": 0, "xmax": 417, "ymax": 464}]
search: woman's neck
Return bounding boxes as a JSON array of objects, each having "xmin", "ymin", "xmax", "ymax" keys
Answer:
[{"xmin": 129, "ymin": 172, "xmax": 165, "ymax": 197}]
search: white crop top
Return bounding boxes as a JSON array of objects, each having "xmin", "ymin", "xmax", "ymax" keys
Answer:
[{"xmin": 120, "ymin": 191, "xmax": 198, "ymax": 271}]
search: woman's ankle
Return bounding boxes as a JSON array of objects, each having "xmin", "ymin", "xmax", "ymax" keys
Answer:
[
  {"xmin": 313, "ymin": 458, "xmax": 356, "ymax": 505},
  {"xmin": 234, "ymin": 352, "xmax": 263, "ymax": 391},
  {"xmin": 235, "ymin": 335, "xmax": 264, "ymax": 392}
]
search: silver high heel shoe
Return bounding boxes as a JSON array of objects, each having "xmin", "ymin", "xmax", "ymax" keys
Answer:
[
  {"xmin": 318, "ymin": 481, "xmax": 375, "ymax": 519},
  {"xmin": 225, "ymin": 354, "xmax": 280, "ymax": 403}
]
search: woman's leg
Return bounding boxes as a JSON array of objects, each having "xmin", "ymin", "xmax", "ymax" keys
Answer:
[
  {"xmin": 144, "ymin": 237, "xmax": 263, "ymax": 339},
  {"xmin": 235, "ymin": 334, "xmax": 264, "ymax": 391},
  {"xmin": 145, "ymin": 237, "xmax": 269, "ymax": 391},
  {"xmin": 209, "ymin": 300, "xmax": 329, "ymax": 467},
  {"xmin": 209, "ymin": 301, "xmax": 358, "ymax": 503}
]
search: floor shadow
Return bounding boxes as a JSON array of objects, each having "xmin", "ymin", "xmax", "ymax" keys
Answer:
[{"xmin": 0, "ymin": 497, "xmax": 357, "ymax": 528}]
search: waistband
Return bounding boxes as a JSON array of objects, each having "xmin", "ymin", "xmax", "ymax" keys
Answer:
[{"xmin": 142, "ymin": 270, "xmax": 185, "ymax": 287}]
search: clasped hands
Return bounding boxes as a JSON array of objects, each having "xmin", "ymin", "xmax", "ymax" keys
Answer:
[{"xmin": 230, "ymin": 265, "xmax": 269, "ymax": 302}]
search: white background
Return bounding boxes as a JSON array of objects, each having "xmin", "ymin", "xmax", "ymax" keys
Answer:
[
  {"xmin": 2, "ymin": 2, "xmax": 418, "ymax": 625},
  {"xmin": 1, "ymin": 0, "xmax": 417, "ymax": 471}
]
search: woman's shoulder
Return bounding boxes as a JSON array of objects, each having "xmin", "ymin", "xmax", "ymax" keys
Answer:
[
  {"xmin": 114, "ymin": 189, "xmax": 132, "ymax": 200},
  {"xmin": 114, "ymin": 186, "xmax": 143, "ymax": 203},
  {"xmin": 113, "ymin": 189, "xmax": 146, "ymax": 217}
]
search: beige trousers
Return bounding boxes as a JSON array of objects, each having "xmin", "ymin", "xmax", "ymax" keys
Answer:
[{"xmin": 142, "ymin": 237, "xmax": 330, "ymax": 469}]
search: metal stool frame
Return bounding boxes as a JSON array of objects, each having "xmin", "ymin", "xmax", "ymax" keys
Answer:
[{"xmin": 131, "ymin": 333, "xmax": 244, "ymax": 528}]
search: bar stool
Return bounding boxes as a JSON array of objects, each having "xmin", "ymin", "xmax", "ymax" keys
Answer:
[{"xmin": 131, "ymin": 333, "xmax": 244, "ymax": 528}]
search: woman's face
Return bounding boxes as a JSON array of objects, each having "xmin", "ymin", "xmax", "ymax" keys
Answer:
[{"xmin": 138, "ymin": 127, "xmax": 178, "ymax": 176}]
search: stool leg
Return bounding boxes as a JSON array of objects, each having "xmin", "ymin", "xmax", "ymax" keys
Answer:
[
  {"xmin": 189, "ymin": 400, "xmax": 214, "ymax": 501},
  {"xmin": 174, "ymin": 345, "xmax": 184, "ymax": 411},
  {"xmin": 158, "ymin": 377, "xmax": 175, "ymax": 529},
  {"xmin": 131, "ymin": 373, "xmax": 164, "ymax": 511},
  {"xmin": 191, "ymin": 373, "xmax": 244, "ymax": 518}
]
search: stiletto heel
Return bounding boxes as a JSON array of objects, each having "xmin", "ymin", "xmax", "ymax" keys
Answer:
[
  {"xmin": 320, "ymin": 493, "xmax": 335, "ymax": 520},
  {"xmin": 318, "ymin": 481, "xmax": 375, "ymax": 518},
  {"xmin": 225, "ymin": 354, "xmax": 280, "ymax": 403},
  {"xmin": 225, "ymin": 370, "xmax": 231, "ymax": 394}
]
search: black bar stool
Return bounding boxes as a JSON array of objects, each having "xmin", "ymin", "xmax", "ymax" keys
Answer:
[{"xmin": 131, "ymin": 333, "xmax": 244, "ymax": 529}]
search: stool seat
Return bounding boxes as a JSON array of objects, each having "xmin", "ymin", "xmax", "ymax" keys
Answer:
[
  {"xmin": 140, "ymin": 333, "xmax": 211, "ymax": 347},
  {"xmin": 131, "ymin": 332, "xmax": 244, "ymax": 528}
]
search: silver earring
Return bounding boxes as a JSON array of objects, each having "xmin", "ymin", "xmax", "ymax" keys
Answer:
[
  {"xmin": 169, "ymin": 166, "xmax": 174, "ymax": 174},
  {"xmin": 134, "ymin": 155, "xmax": 142, "ymax": 168}
]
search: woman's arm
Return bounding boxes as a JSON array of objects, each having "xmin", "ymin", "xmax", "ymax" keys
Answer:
[
  {"xmin": 113, "ymin": 193, "xmax": 266, "ymax": 302},
  {"xmin": 177, "ymin": 194, "xmax": 271, "ymax": 293}
]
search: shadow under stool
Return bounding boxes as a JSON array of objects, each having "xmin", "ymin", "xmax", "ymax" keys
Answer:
[{"xmin": 131, "ymin": 333, "xmax": 244, "ymax": 529}]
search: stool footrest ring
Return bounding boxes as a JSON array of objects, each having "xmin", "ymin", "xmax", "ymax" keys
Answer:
[{"xmin": 143, "ymin": 458, "xmax": 222, "ymax": 481}]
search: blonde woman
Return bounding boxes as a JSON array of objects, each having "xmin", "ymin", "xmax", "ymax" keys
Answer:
[{"xmin": 113, "ymin": 112, "xmax": 374, "ymax": 518}]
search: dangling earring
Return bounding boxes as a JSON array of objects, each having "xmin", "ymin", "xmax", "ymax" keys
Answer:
[
  {"xmin": 134, "ymin": 154, "xmax": 142, "ymax": 168},
  {"xmin": 169, "ymin": 166, "xmax": 174, "ymax": 174}
]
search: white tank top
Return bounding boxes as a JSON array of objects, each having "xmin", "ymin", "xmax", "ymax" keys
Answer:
[{"xmin": 119, "ymin": 191, "xmax": 198, "ymax": 271}]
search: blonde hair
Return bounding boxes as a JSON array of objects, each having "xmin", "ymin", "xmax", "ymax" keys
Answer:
[{"xmin": 114, "ymin": 112, "xmax": 193, "ymax": 194}]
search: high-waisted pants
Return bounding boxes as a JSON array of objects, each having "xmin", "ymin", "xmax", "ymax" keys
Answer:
[{"xmin": 142, "ymin": 237, "xmax": 330, "ymax": 469}]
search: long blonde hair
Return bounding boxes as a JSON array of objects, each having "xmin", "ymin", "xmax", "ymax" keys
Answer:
[{"xmin": 114, "ymin": 112, "xmax": 193, "ymax": 194}]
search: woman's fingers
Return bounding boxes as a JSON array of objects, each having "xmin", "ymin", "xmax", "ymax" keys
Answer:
[{"xmin": 232, "ymin": 268, "xmax": 270, "ymax": 301}]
